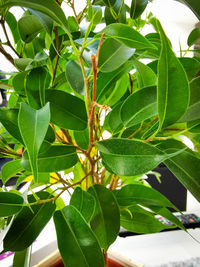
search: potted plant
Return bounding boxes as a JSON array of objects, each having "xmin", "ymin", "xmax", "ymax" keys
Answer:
[{"xmin": 0, "ymin": 0, "xmax": 200, "ymax": 266}]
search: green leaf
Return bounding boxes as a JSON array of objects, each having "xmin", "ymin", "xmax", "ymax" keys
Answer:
[
  {"xmin": 130, "ymin": 0, "xmax": 148, "ymax": 19},
  {"xmin": 68, "ymin": 16, "xmax": 79, "ymax": 32},
  {"xmin": 105, "ymin": 0, "xmax": 126, "ymax": 25},
  {"xmin": 107, "ymin": 102, "xmax": 124, "ymax": 134},
  {"xmin": 46, "ymin": 90, "xmax": 87, "ymax": 130},
  {"xmin": 120, "ymin": 86, "xmax": 157, "ymax": 127},
  {"xmin": 179, "ymin": 77, "xmax": 200, "ymax": 122},
  {"xmin": 26, "ymin": 66, "xmax": 49, "ymax": 108},
  {"xmin": 74, "ymin": 127, "xmax": 89, "ymax": 150},
  {"xmin": 18, "ymin": 103, "xmax": 50, "ymax": 182},
  {"xmin": 0, "ymin": 192, "xmax": 24, "ymax": 217},
  {"xmin": 132, "ymin": 57, "xmax": 157, "ymax": 88},
  {"xmin": 101, "ymin": 23, "xmax": 156, "ymax": 49},
  {"xmin": 5, "ymin": 11, "xmax": 20, "ymax": 44},
  {"xmin": 179, "ymin": 0, "xmax": 200, "ymax": 20},
  {"xmin": 21, "ymin": 145, "xmax": 78, "ymax": 173},
  {"xmin": 14, "ymin": 58, "xmax": 33, "ymax": 71},
  {"xmin": 179, "ymin": 57, "xmax": 200, "ymax": 80},
  {"xmin": 147, "ymin": 205, "xmax": 185, "ymax": 231},
  {"xmin": 157, "ymin": 139, "xmax": 200, "ymax": 203},
  {"xmin": 88, "ymin": 5, "xmax": 102, "ymax": 25},
  {"xmin": 3, "ymin": 191, "xmax": 56, "ymax": 252},
  {"xmin": 1, "ymin": 0, "xmax": 69, "ymax": 31},
  {"xmin": 88, "ymin": 184, "xmax": 120, "ymax": 251},
  {"xmin": 65, "ymin": 61, "xmax": 85, "ymax": 95},
  {"xmin": 187, "ymin": 28, "xmax": 200, "ymax": 46},
  {"xmin": 114, "ymin": 184, "xmax": 177, "ymax": 209},
  {"xmin": 96, "ymin": 60, "xmax": 133, "ymax": 104},
  {"xmin": 96, "ymin": 138, "xmax": 181, "ymax": 176},
  {"xmin": 1, "ymin": 159, "xmax": 23, "ymax": 184},
  {"xmin": 13, "ymin": 246, "xmax": 32, "ymax": 267},
  {"xmin": 13, "ymin": 71, "xmax": 27, "ymax": 93},
  {"xmin": 54, "ymin": 205, "xmax": 104, "ymax": 267},
  {"xmin": 103, "ymin": 0, "xmax": 116, "ymax": 6},
  {"xmin": 30, "ymin": 9, "xmax": 53, "ymax": 38},
  {"xmin": 157, "ymin": 19, "xmax": 189, "ymax": 129},
  {"xmin": 105, "ymin": 73, "xmax": 129, "ymax": 106},
  {"xmin": 0, "ymin": 109, "xmax": 23, "ymax": 144},
  {"xmin": 18, "ymin": 14, "xmax": 43, "ymax": 43},
  {"xmin": 120, "ymin": 205, "xmax": 174, "ymax": 234},
  {"xmin": 98, "ymin": 38, "xmax": 135, "ymax": 73},
  {"xmin": 70, "ymin": 187, "xmax": 95, "ymax": 223}
]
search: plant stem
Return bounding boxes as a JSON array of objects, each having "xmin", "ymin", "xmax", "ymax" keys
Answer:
[
  {"xmin": 0, "ymin": 44, "xmax": 15, "ymax": 67},
  {"xmin": 69, "ymin": 0, "xmax": 79, "ymax": 24},
  {"xmin": 88, "ymin": 33, "xmax": 105, "ymax": 152},
  {"xmin": 0, "ymin": 19, "xmax": 21, "ymax": 58},
  {"xmin": 103, "ymin": 250, "xmax": 108, "ymax": 267}
]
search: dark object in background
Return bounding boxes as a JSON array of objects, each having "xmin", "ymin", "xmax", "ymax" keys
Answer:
[
  {"xmin": 0, "ymin": 73, "xmax": 8, "ymax": 107},
  {"xmin": 147, "ymin": 163, "xmax": 187, "ymax": 212}
]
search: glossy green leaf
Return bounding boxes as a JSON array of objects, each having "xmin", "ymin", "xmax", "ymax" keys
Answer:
[
  {"xmin": 45, "ymin": 125, "xmax": 55, "ymax": 143},
  {"xmin": 179, "ymin": 77, "xmax": 200, "ymax": 122},
  {"xmin": 121, "ymin": 86, "xmax": 157, "ymax": 127},
  {"xmin": 68, "ymin": 16, "xmax": 79, "ymax": 32},
  {"xmin": 130, "ymin": 0, "xmax": 148, "ymax": 19},
  {"xmin": 105, "ymin": 73, "xmax": 129, "ymax": 106},
  {"xmin": 65, "ymin": 61, "xmax": 85, "ymax": 95},
  {"xmin": 98, "ymin": 38, "xmax": 135, "ymax": 73},
  {"xmin": 13, "ymin": 246, "xmax": 32, "ymax": 267},
  {"xmin": 133, "ymin": 57, "xmax": 157, "ymax": 88},
  {"xmin": 30, "ymin": 9, "xmax": 53, "ymax": 38},
  {"xmin": 46, "ymin": 90, "xmax": 87, "ymax": 130},
  {"xmin": 187, "ymin": 28, "xmax": 200, "ymax": 46},
  {"xmin": 13, "ymin": 71, "xmax": 27, "ymax": 93},
  {"xmin": 21, "ymin": 145, "xmax": 78, "ymax": 173},
  {"xmin": 0, "ymin": 192, "xmax": 24, "ymax": 217},
  {"xmin": 101, "ymin": 23, "xmax": 156, "ymax": 49},
  {"xmin": 105, "ymin": 0, "xmax": 126, "ymax": 25},
  {"xmin": 1, "ymin": 159, "xmax": 23, "ymax": 184},
  {"xmin": 0, "ymin": 109, "xmax": 23, "ymax": 144},
  {"xmin": 179, "ymin": 0, "xmax": 200, "ymax": 20},
  {"xmin": 54, "ymin": 205, "xmax": 104, "ymax": 267},
  {"xmin": 96, "ymin": 138, "xmax": 182, "ymax": 176},
  {"xmin": 147, "ymin": 205, "xmax": 185, "ymax": 231},
  {"xmin": 157, "ymin": 139, "xmax": 200, "ymax": 202},
  {"xmin": 0, "ymin": 0, "xmax": 69, "ymax": 31},
  {"xmin": 103, "ymin": 0, "xmax": 116, "ymax": 6},
  {"xmin": 14, "ymin": 58, "xmax": 33, "ymax": 71},
  {"xmin": 18, "ymin": 103, "xmax": 50, "ymax": 182},
  {"xmin": 74, "ymin": 127, "xmax": 89, "ymax": 150},
  {"xmin": 88, "ymin": 184, "xmax": 120, "ymax": 251},
  {"xmin": 179, "ymin": 57, "xmax": 200, "ymax": 80},
  {"xmin": 187, "ymin": 119, "xmax": 200, "ymax": 133},
  {"xmin": 120, "ymin": 205, "xmax": 174, "ymax": 234},
  {"xmin": 70, "ymin": 187, "xmax": 95, "ymax": 223},
  {"xmin": 26, "ymin": 66, "xmax": 49, "ymax": 107},
  {"xmin": 114, "ymin": 184, "xmax": 177, "ymax": 209},
  {"xmin": 18, "ymin": 15, "xmax": 43, "ymax": 43},
  {"xmin": 88, "ymin": 5, "xmax": 102, "ymax": 25},
  {"xmin": 5, "ymin": 11, "xmax": 20, "ymax": 44},
  {"xmin": 108, "ymin": 102, "xmax": 124, "ymax": 134},
  {"xmin": 157, "ymin": 19, "xmax": 189, "ymax": 129},
  {"xmin": 96, "ymin": 60, "xmax": 133, "ymax": 104},
  {"xmin": 3, "ymin": 192, "xmax": 56, "ymax": 252}
]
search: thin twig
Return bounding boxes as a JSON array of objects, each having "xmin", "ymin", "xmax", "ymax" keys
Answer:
[{"xmin": 0, "ymin": 19, "xmax": 21, "ymax": 58}]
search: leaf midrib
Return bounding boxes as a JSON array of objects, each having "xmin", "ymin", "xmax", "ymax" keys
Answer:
[{"xmin": 60, "ymin": 209, "xmax": 90, "ymax": 267}]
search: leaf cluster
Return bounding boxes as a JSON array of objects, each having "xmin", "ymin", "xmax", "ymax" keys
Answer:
[{"xmin": 0, "ymin": 0, "xmax": 200, "ymax": 266}]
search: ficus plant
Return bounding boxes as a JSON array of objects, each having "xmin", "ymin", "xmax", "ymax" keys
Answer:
[{"xmin": 0, "ymin": 0, "xmax": 200, "ymax": 266}]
